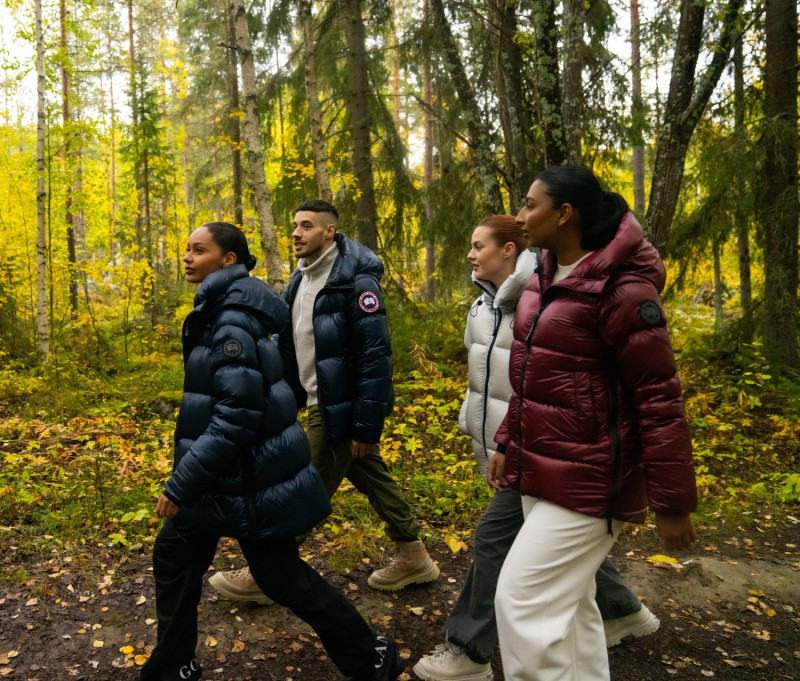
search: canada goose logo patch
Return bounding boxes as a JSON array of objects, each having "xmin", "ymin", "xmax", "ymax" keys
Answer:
[
  {"xmin": 223, "ymin": 338, "xmax": 243, "ymax": 358},
  {"xmin": 359, "ymin": 291, "xmax": 380, "ymax": 313},
  {"xmin": 639, "ymin": 300, "xmax": 662, "ymax": 325}
]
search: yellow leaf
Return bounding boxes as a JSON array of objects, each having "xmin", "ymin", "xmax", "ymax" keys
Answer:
[
  {"xmin": 646, "ymin": 554, "xmax": 678, "ymax": 564},
  {"xmin": 231, "ymin": 639, "xmax": 245, "ymax": 653},
  {"xmin": 134, "ymin": 655, "xmax": 149, "ymax": 666},
  {"xmin": 135, "ymin": 595, "xmax": 147, "ymax": 606},
  {"xmin": 444, "ymin": 533, "xmax": 467, "ymax": 554},
  {"xmin": 4, "ymin": 653, "xmax": 16, "ymax": 659},
  {"xmin": 409, "ymin": 606, "xmax": 424, "ymax": 615},
  {"xmin": 120, "ymin": 645, "xmax": 135, "ymax": 655},
  {"xmin": 93, "ymin": 640, "xmax": 104, "ymax": 648},
  {"xmin": 204, "ymin": 635, "xmax": 217, "ymax": 648},
  {"xmin": 748, "ymin": 589, "xmax": 765, "ymax": 597}
]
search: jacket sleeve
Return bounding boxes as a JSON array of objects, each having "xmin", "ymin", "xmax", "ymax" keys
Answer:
[
  {"xmin": 347, "ymin": 274, "xmax": 393, "ymax": 444},
  {"xmin": 165, "ymin": 320, "xmax": 265, "ymax": 506},
  {"xmin": 600, "ymin": 282, "xmax": 697, "ymax": 515}
]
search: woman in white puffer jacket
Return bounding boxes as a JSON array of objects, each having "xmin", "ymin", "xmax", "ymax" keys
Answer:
[{"xmin": 459, "ymin": 216, "xmax": 535, "ymax": 478}]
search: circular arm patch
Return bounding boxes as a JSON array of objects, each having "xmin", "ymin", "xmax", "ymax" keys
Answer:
[
  {"xmin": 639, "ymin": 300, "xmax": 663, "ymax": 325},
  {"xmin": 223, "ymin": 338, "xmax": 243, "ymax": 358},
  {"xmin": 358, "ymin": 291, "xmax": 380, "ymax": 313}
]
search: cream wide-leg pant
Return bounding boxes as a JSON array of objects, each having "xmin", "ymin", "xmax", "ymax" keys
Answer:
[{"xmin": 495, "ymin": 497, "xmax": 623, "ymax": 681}]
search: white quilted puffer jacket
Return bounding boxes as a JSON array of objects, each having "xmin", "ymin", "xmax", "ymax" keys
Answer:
[{"xmin": 459, "ymin": 248, "xmax": 537, "ymax": 478}]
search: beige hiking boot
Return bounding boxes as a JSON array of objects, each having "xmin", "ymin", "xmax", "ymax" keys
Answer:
[
  {"xmin": 208, "ymin": 566, "xmax": 273, "ymax": 605},
  {"xmin": 367, "ymin": 540, "xmax": 440, "ymax": 591}
]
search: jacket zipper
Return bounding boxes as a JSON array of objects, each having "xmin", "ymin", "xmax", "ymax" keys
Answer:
[
  {"xmin": 605, "ymin": 373, "xmax": 622, "ymax": 534},
  {"xmin": 480, "ymin": 307, "xmax": 502, "ymax": 463}
]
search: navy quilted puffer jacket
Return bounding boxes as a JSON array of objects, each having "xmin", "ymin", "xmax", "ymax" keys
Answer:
[
  {"xmin": 279, "ymin": 233, "xmax": 393, "ymax": 445},
  {"xmin": 164, "ymin": 264, "xmax": 331, "ymax": 539}
]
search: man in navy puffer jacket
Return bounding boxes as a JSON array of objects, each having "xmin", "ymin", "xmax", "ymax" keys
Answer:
[{"xmin": 209, "ymin": 200, "xmax": 438, "ymax": 602}]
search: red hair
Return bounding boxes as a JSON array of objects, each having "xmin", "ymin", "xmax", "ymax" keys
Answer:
[{"xmin": 477, "ymin": 215, "xmax": 528, "ymax": 254}]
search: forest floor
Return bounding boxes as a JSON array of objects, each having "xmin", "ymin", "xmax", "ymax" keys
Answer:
[{"xmin": 1, "ymin": 512, "xmax": 799, "ymax": 681}]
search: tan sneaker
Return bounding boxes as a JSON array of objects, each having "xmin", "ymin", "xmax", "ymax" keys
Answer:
[
  {"xmin": 604, "ymin": 604, "xmax": 660, "ymax": 647},
  {"xmin": 368, "ymin": 540, "xmax": 440, "ymax": 591},
  {"xmin": 208, "ymin": 566, "xmax": 273, "ymax": 604},
  {"xmin": 412, "ymin": 642, "xmax": 494, "ymax": 680}
]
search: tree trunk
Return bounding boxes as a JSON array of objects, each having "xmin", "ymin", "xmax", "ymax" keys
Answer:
[
  {"xmin": 712, "ymin": 238, "xmax": 723, "ymax": 331},
  {"xmin": 226, "ymin": 5, "xmax": 243, "ymax": 226},
  {"xmin": 428, "ymin": 0, "xmax": 504, "ymax": 214},
  {"xmin": 630, "ymin": 0, "xmax": 645, "ymax": 215},
  {"xmin": 645, "ymin": 0, "xmax": 744, "ymax": 255},
  {"xmin": 60, "ymin": 0, "xmax": 78, "ymax": 316},
  {"xmin": 35, "ymin": 0, "xmax": 49, "ymax": 357},
  {"xmin": 762, "ymin": 0, "xmax": 798, "ymax": 366},
  {"xmin": 561, "ymin": 0, "xmax": 584, "ymax": 164},
  {"xmin": 733, "ymin": 37, "xmax": 752, "ymax": 342},
  {"xmin": 489, "ymin": 0, "xmax": 531, "ymax": 211},
  {"xmin": 423, "ymin": 0, "xmax": 436, "ymax": 302},
  {"xmin": 299, "ymin": 0, "xmax": 332, "ymax": 202},
  {"xmin": 531, "ymin": 0, "xmax": 566, "ymax": 166},
  {"xmin": 342, "ymin": 0, "xmax": 379, "ymax": 251},
  {"xmin": 231, "ymin": 0, "xmax": 283, "ymax": 289}
]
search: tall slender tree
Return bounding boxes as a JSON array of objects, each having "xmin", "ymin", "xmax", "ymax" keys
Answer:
[
  {"xmin": 630, "ymin": 0, "xmax": 645, "ymax": 215},
  {"xmin": 35, "ymin": 0, "xmax": 49, "ymax": 356},
  {"xmin": 762, "ymin": 0, "xmax": 798, "ymax": 366}
]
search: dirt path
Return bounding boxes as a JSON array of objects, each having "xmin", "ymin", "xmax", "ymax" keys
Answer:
[{"xmin": 1, "ymin": 517, "xmax": 799, "ymax": 681}]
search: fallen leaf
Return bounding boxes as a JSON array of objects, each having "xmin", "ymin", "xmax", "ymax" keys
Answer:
[
  {"xmin": 25, "ymin": 598, "xmax": 38, "ymax": 607},
  {"xmin": 204, "ymin": 636, "xmax": 217, "ymax": 648},
  {"xmin": 135, "ymin": 595, "xmax": 147, "ymax": 606},
  {"xmin": 646, "ymin": 554, "xmax": 678, "ymax": 565},
  {"xmin": 134, "ymin": 655, "xmax": 149, "ymax": 665},
  {"xmin": 120, "ymin": 645, "xmax": 135, "ymax": 655},
  {"xmin": 231, "ymin": 640, "xmax": 245, "ymax": 653},
  {"xmin": 409, "ymin": 607, "xmax": 424, "ymax": 616},
  {"xmin": 93, "ymin": 640, "xmax": 104, "ymax": 648}
]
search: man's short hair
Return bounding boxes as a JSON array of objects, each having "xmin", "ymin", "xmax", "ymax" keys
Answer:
[{"xmin": 295, "ymin": 199, "xmax": 339, "ymax": 220}]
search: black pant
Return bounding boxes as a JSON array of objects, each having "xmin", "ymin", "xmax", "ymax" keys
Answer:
[{"xmin": 141, "ymin": 517, "xmax": 377, "ymax": 680}]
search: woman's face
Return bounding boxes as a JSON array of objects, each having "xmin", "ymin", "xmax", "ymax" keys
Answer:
[
  {"xmin": 516, "ymin": 180, "xmax": 565, "ymax": 252},
  {"xmin": 467, "ymin": 225, "xmax": 515, "ymax": 288},
  {"xmin": 183, "ymin": 227, "xmax": 233, "ymax": 283}
]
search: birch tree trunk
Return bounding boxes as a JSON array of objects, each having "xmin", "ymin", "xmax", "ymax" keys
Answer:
[
  {"xmin": 35, "ymin": 0, "xmax": 49, "ymax": 357},
  {"xmin": 299, "ymin": 0, "xmax": 332, "ymax": 203},
  {"xmin": 231, "ymin": 0, "xmax": 283, "ymax": 289},
  {"xmin": 226, "ymin": 5, "xmax": 243, "ymax": 226},
  {"xmin": 429, "ymin": 0, "xmax": 504, "ymax": 214},
  {"xmin": 60, "ymin": 0, "xmax": 78, "ymax": 316},
  {"xmin": 630, "ymin": 0, "xmax": 645, "ymax": 215},
  {"xmin": 342, "ymin": 0, "xmax": 379, "ymax": 251},
  {"xmin": 762, "ymin": 0, "xmax": 798, "ymax": 366},
  {"xmin": 532, "ymin": 0, "xmax": 566, "ymax": 166},
  {"xmin": 561, "ymin": 0, "xmax": 584, "ymax": 164},
  {"xmin": 423, "ymin": 0, "xmax": 436, "ymax": 302},
  {"xmin": 645, "ymin": 0, "xmax": 744, "ymax": 254}
]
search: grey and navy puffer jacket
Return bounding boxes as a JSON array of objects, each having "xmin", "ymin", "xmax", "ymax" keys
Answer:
[
  {"xmin": 279, "ymin": 233, "xmax": 393, "ymax": 445},
  {"xmin": 495, "ymin": 214, "xmax": 697, "ymax": 524},
  {"xmin": 459, "ymin": 248, "xmax": 536, "ymax": 478},
  {"xmin": 165, "ymin": 264, "xmax": 331, "ymax": 539}
]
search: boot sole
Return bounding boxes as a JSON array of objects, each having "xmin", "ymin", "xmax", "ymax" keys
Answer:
[
  {"xmin": 367, "ymin": 563, "xmax": 441, "ymax": 591},
  {"xmin": 207, "ymin": 574, "xmax": 274, "ymax": 605},
  {"xmin": 411, "ymin": 659, "xmax": 494, "ymax": 681}
]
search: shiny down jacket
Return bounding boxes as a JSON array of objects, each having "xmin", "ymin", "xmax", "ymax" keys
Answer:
[
  {"xmin": 279, "ymin": 233, "xmax": 393, "ymax": 445},
  {"xmin": 495, "ymin": 214, "xmax": 697, "ymax": 524},
  {"xmin": 459, "ymin": 248, "xmax": 536, "ymax": 478},
  {"xmin": 165, "ymin": 264, "xmax": 331, "ymax": 539}
]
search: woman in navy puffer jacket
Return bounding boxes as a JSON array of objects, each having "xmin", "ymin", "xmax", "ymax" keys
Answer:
[
  {"xmin": 143, "ymin": 223, "xmax": 404, "ymax": 681},
  {"xmin": 488, "ymin": 167, "xmax": 697, "ymax": 681}
]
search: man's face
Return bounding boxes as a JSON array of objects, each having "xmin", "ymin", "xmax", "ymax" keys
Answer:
[{"xmin": 292, "ymin": 210, "xmax": 335, "ymax": 264}]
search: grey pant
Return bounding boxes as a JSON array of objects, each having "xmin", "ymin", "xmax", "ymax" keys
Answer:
[{"xmin": 445, "ymin": 487, "xmax": 642, "ymax": 664}]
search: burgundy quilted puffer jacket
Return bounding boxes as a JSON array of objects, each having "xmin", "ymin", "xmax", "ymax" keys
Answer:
[{"xmin": 494, "ymin": 213, "xmax": 697, "ymax": 524}]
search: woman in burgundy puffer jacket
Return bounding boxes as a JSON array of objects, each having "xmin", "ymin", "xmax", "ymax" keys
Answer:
[{"xmin": 488, "ymin": 166, "xmax": 697, "ymax": 681}]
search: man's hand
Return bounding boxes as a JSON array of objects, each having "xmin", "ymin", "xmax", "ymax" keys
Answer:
[
  {"xmin": 486, "ymin": 452, "xmax": 507, "ymax": 490},
  {"xmin": 351, "ymin": 440, "xmax": 378, "ymax": 459},
  {"xmin": 155, "ymin": 494, "xmax": 180, "ymax": 519},
  {"xmin": 655, "ymin": 512, "xmax": 696, "ymax": 551}
]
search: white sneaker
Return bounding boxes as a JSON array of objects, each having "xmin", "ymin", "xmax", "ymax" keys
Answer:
[
  {"xmin": 604, "ymin": 604, "xmax": 660, "ymax": 647},
  {"xmin": 412, "ymin": 642, "xmax": 493, "ymax": 681}
]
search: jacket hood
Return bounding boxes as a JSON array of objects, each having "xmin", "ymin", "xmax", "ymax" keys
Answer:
[
  {"xmin": 193, "ymin": 264, "xmax": 288, "ymax": 334},
  {"xmin": 326, "ymin": 233, "xmax": 384, "ymax": 286},
  {"xmin": 473, "ymin": 248, "xmax": 537, "ymax": 311},
  {"xmin": 539, "ymin": 213, "xmax": 666, "ymax": 295}
]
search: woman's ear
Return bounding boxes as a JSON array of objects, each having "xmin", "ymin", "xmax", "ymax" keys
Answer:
[
  {"xmin": 558, "ymin": 202, "xmax": 574, "ymax": 227},
  {"xmin": 503, "ymin": 241, "xmax": 516, "ymax": 258},
  {"xmin": 222, "ymin": 252, "xmax": 237, "ymax": 267}
]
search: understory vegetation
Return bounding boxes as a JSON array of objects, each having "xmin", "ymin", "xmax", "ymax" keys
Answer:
[{"xmin": 0, "ymin": 296, "xmax": 799, "ymax": 586}]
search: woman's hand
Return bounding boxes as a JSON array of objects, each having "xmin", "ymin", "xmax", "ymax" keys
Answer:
[
  {"xmin": 351, "ymin": 440, "xmax": 378, "ymax": 459},
  {"xmin": 655, "ymin": 512, "xmax": 696, "ymax": 550},
  {"xmin": 486, "ymin": 452, "xmax": 507, "ymax": 490},
  {"xmin": 155, "ymin": 494, "xmax": 180, "ymax": 519}
]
